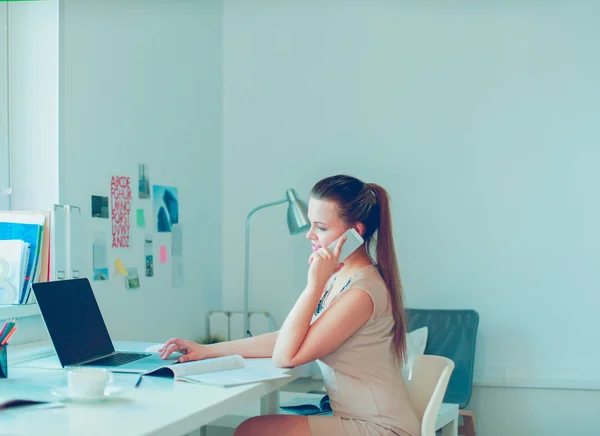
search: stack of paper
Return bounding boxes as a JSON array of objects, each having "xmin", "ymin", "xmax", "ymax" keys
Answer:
[
  {"xmin": 0, "ymin": 240, "xmax": 30, "ymax": 304},
  {"xmin": 181, "ymin": 366, "xmax": 290, "ymax": 387},
  {"xmin": 0, "ymin": 212, "xmax": 49, "ymax": 305}
]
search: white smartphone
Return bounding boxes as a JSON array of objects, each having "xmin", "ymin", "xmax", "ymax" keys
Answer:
[{"xmin": 327, "ymin": 228, "xmax": 365, "ymax": 263}]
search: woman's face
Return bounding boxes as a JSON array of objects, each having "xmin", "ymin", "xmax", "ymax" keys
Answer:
[{"xmin": 305, "ymin": 198, "xmax": 347, "ymax": 252}]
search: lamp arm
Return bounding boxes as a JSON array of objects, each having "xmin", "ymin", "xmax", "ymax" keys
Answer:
[{"xmin": 244, "ymin": 198, "xmax": 287, "ymax": 337}]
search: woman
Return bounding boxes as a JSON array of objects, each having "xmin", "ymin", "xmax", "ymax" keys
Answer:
[{"xmin": 159, "ymin": 175, "xmax": 420, "ymax": 436}]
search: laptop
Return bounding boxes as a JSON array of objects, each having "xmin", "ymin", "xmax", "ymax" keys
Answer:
[{"xmin": 32, "ymin": 278, "xmax": 174, "ymax": 373}]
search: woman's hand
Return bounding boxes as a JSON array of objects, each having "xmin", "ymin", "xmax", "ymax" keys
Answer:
[
  {"xmin": 307, "ymin": 235, "xmax": 346, "ymax": 289},
  {"xmin": 158, "ymin": 338, "xmax": 208, "ymax": 363}
]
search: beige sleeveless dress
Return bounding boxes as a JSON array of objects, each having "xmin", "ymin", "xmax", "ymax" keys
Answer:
[{"xmin": 307, "ymin": 265, "xmax": 420, "ymax": 436}]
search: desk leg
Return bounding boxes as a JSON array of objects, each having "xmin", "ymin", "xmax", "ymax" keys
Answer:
[
  {"xmin": 441, "ymin": 417, "xmax": 458, "ymax": 436},
  {"xmin": 260, "ymin": 389, "xmax": 280, "ymax": 415}
]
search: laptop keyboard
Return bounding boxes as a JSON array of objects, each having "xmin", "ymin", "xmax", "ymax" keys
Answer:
[{"xmin": 82, "ymin": 352, "xmax": 151, "ymax": 367}]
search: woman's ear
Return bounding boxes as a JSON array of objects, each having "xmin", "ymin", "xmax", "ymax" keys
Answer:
[{"xmin": 354, "ymin": 223, "xmax": 365, "ymax": 237}]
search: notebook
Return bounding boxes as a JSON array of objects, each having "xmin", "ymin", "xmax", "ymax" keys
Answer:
[{"xmin": 143, "ymin": 355, "xmax": 291, "ymax": 387}]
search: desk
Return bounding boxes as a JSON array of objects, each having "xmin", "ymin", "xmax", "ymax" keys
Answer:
[
  {"xmin": 2, "ymin": 342, "xmax": 459, "ymax": 436},
  {"xmin": 0, "ymin": 342, "xmax": 304, "ymax": 436}
]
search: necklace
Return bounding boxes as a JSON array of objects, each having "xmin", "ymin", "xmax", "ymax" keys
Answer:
[{"xmin": 314, "ymin": 276, "xmax": 352, "ymax": 316}]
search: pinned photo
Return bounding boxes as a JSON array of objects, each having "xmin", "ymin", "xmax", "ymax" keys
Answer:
[
  {"xmin": 139, "ymin": 164, "xmax": 150, "ymax": 199},
  {"xmin": 125, "ymin": 268, "xmax": 140, "ymax": 289},
  {"xmin": 144, "ymin": 236, "xmax": 154, "ymax": 277},
  {"xmin": 92, "ymin": 233, "xmax": 109, "ymax": 280},
  {"xmin": 152, "ymin": 185, "xmax": 179, "ymax": 232},
  {"xmin": 91, "ymin": 195, "xmax": 109, "ymax": 219}
]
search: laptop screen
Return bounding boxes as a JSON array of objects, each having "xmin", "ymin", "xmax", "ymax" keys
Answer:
[{"xmin": 32, "ymin": 278, "xmax": 115, "ymax": 366}]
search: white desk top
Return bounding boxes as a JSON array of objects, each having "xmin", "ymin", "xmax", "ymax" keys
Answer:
[{"xmin": 0, "ymin": 342, "xmax": 304, "ymax": 436}]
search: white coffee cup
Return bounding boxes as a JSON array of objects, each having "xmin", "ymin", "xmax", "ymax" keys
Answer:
[{"xmin": 67, "ymin": 367, "xmax": 113, "ymax": 398}]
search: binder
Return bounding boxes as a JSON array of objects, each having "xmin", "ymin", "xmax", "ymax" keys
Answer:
[
  {"xmin": 65, "ymin": 205, "xmax": 81, "ymax": 279},
  {"xmin": 36, "ymin": 211, "xmax": 51, "ymax": 284},
  {"xmin": 50, "ymin": 205, "xmax": 67, "ymax": 280}
]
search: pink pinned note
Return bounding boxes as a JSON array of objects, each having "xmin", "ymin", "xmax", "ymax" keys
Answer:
[{"xmin": 159, "ymin": 245, "xmax": 168, "ymax": 263}]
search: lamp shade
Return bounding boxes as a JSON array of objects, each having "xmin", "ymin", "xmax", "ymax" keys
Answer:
[{"xmin": 286, "ymin": 189, "xmax": 310, "ymax": 235}]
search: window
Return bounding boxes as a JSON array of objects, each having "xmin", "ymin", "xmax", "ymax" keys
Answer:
[{"xmin": 0, "ymin": 1, "xmax": 59, "ymax": 212}]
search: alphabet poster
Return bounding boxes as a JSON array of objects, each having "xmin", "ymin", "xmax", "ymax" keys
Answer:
[{"xmin": 111, "ymin": 176, "xmax": 132, "ymax": 248}]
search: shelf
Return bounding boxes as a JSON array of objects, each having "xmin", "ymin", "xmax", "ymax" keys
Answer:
[{"xmin": 0, "ymin": 304, "xmax": 40, "ymax": 319}]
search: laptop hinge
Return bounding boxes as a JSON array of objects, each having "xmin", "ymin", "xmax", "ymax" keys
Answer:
[{"xmin": 71, "ymin": 350, "xmax": 120, "ymax": 366}]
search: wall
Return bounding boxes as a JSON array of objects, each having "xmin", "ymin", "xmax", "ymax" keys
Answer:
[
  {"xmin": 222, "ymin": 1, "xmax": 600, "ymax": 435},
  {"xmin": 58, "ymin": 0, "xmax": 223, "ymax": 343},
  {"xmin": 13, "ymin": 0, "xmax": 223, "ymax": 345}
]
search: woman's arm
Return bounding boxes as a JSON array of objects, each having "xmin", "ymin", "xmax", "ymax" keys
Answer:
[
  {"xmin": 272, "ymin": 283, "xmax": 322, "ymax": 365},
  {"xmin": 272, "ymin": 240, "xmax": 374, "ymax": 368},
  {"xmin": 272, "ymin": 286, "xmax": 373, "ymax": 368},
  {"xmin": 204, "ymin": 332, "xmax": 278, "ymax": 358},
  {"xmin": 159, "ymin": 331, "xmax": 278, "ymax": 362}
]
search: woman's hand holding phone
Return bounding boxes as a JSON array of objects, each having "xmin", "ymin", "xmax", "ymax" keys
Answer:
[{"xmin": 307, "ymin": 235, "xmax": 346, "ymax": 289}]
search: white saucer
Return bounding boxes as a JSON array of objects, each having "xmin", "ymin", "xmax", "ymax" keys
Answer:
[{"xmin": 51, "ymin": 386, "xmax": 124, "ymax": 403}]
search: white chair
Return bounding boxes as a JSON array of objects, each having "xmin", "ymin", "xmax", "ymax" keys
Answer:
[
  {"xmin": 210, "ymin": 356, "xmax": 457, "ymax": 435},
  {"xmin": 405, "ymin": 354, "xmax": 455, "ymax": 436}
]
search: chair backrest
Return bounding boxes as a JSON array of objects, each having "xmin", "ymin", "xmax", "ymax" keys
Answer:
[
  {"xmin": 406, "ymin": 354, "xmax": 455, "ymax": 436},
  {"xmin": 406, "ymin": 309, "xmax": 479, "ymax": 408}
]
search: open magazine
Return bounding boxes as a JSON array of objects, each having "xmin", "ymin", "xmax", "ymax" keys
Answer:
[
  {"xmin": 280, "ymin": 394, "xmax": 331, "ymax": 415},
  {"xmin": 143, "ymin": 355, "xmax": 291, "ymax": 387}
]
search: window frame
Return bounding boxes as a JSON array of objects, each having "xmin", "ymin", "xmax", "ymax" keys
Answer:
[{"xmin": 0, "ymin": 3, "xmax": 11, "ymax": 212}]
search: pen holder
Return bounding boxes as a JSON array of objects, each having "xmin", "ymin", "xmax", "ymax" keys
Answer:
[{"xmin": 0, "ymin": 345, "xmax": 7, "ymax": 378}]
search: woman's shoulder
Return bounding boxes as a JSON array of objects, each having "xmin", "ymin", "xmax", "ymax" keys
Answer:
[
  {"xmin": 351, "ymin": 264, "xmax": 385, "ymax": 288},
  {"xmin": 349, "ymin": 265, "xmax": 391, "ymax": 317}
]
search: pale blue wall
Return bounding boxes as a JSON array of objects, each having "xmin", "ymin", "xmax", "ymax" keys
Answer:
[
  {"xmin": 59, "ymin": 0, "xmax": 224, "ymax": 341},
  {"xmin": 222, "ymin": 2, "xmax": 600, "ymax": 434}
]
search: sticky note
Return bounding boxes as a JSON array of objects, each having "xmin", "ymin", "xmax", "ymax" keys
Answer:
[
  {"xmin": 136, "ymin": 209, "xmax": 146, "ymax": 228},
  {"xmin": 115, "ymin": 258, "xmax": 129, "ymax": 276},
  {"xmin": 159, "ymin": 246, "xmax": 168, "ymax": 263}
]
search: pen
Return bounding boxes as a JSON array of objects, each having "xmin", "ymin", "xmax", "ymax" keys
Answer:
[
  {"xmin": 0, "ymin": 321, "xmax": 17, "ymax": 345},
  {"xmin": 0, "ymin": 319, "xmax": 14, "ymax": 342},
  {"xmin": 0, "ymin": 321, "xmax": 8, "ymax": 339},
  {"xmin": 1, "ymin": 326, "xmax": 17, "ymax": 345},
  {"xmin": 135, "ymin": 375, "xmax": 143, "ymax": 388}
]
